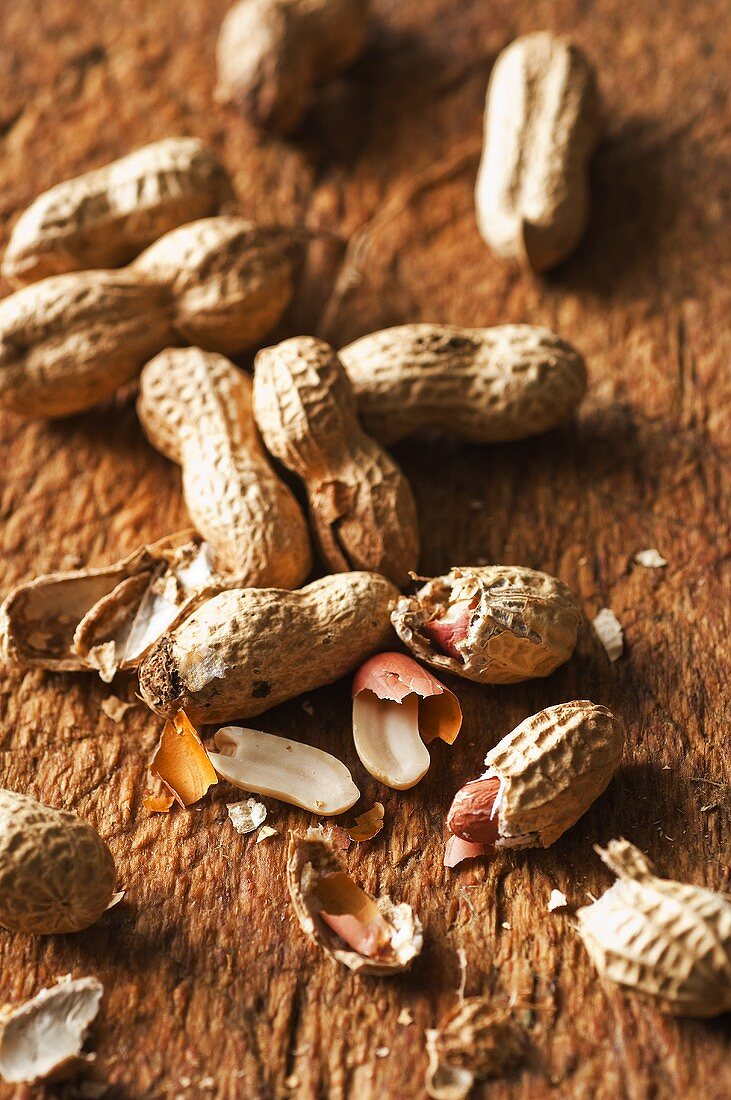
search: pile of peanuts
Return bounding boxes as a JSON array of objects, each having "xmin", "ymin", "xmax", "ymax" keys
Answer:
[{"xmin": 0, "ymin": 10, "xmax": 729, "ymax": 1088}]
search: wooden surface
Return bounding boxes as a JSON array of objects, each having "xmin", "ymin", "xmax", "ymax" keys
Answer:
[{"xmin": 0, "ymin": 1, "xmax": 729, "ymax": 1097}]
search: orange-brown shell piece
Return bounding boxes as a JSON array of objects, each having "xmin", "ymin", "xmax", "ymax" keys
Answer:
[{"xmin": 149, "ymin": 710, "xmax": 218, "ymax": 807}]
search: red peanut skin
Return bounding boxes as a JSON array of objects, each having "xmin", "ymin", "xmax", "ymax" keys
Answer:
[{"xmin": 447, "ymin": 775, "xmax": 501, "ymax": 844}]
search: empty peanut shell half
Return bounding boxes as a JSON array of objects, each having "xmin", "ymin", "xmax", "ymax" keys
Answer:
[
  {"xmin": 577, "ymin": 840, "xmax": 731, "ymax": 1018},
  {"xmin": 447, "ymin": 701, "xmax": 624, "ymax": 856},
  {"xmin": 392, "ymin": 566, "xmax": 582, "ymax": 683},
  {"xmin": 352, "ymin": 652, "xmax": 462, "ymax": 789},
  {"xmin": 208, "ymin": 726, "xmax": 359, "ymax": 815},
  {"xmin": 286, "ymin": 828, "xmax": 423, "ymax": 974},
  {"xmin": 0, "ymin": 531, "xmax": 239, "ymax": 680}
]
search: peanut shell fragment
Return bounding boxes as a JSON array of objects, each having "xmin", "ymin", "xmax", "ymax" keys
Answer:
[
  {"xmin": 475, "ymin": 32, "xmax": 601, "ymax": 271},
  {"xmin": 340, "ymin": 323, "xmax": 587, "ymax": 445},
  {"xmin": 352, "ymin": 651, "xmax": 462, "ymax": 789},
  {"xmin": 138, "ymin": 571, "xmax": 398, "ymax": 724},
  {"xmin": 392, "ymin": 566, "xmax": 582, "ymax": 684},
  {"xmin": 0, "ymin": 789, "xmax": 116, "ymax": 934},
  {"xmin": 447, "ymin": 701, "xmax": 624, "ymax": 853},
  {"xmin": 138, "ymin": 349, "xmax": 312, "ymax": 587},
  {"xmin": 425, "ymin": 999, "xmax": 525, "ymax": 1099},
  {"xmin": 149, "ymin": 710, "xmax": 218, "ymax": 808},
  {"xmin": 254, "ymin": 336, "xmax": 419, "ymax": 585},
  {"xmin": 208, "ymin": 725, "xmax": 359, "ymax": 815},
  {"xmin": 0, "ymin": 975, "xmax": 103, "ymax": 1084},
  {"xmin": 1, "ymin": 137, "xmax": 233, "ymax": 286},
  {"xmin": 576, "ymin": 840, "xmax": 731, "ymax": 1018},
  {"xmin": 286, "ymin": 829, "xmax": 423, "ymax": 975}
]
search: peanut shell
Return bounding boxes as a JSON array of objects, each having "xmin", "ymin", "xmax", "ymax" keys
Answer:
[
  {"xmin": 0, "ymin": 216, "xmax": 294, "ymax": 419},
  {"xmin": 483, "ymin": 700, "xmax": 624, "ymax": 849},
  {"xmin": 0, "ymin": 531, "xmax": 239, "ymax": 677},
  {"xmin": 216, "ymin": 0, "xmax": 369, "ymax": 134},
  {"xmin": 577, "ymin": 840, "xmax": 731, "ymax": 1018},
  {"xmin": 138, "ymin": 570, "xmax": 398, "ymax": 724},
  {"xmin": 2, "ymin": 136, "xmax": 233, "ymax": 286},
  {"xmin": 253, "ymin": 336, "xmax": 419, "ymax": 585},
  {"xmin": 138, "ymin": 349, "xmax": 311, "ymax": 586},
  {"xmin": 286, "ymin": 828, "xmax": 422, "ymax": 975},
  {"xmin": 392, "ymin": 565, "xmax": 582, "ymax": 683},
  {"xmin": 475, "ymin": 32, "xmax": 601, "ymax": 271},
  {"xmin": 339, "ymin": 323, "xmax": 587, "ymax": 445},
  {"xmin": 0, "ymin": 790, "xmax": 116, "ymax": 934}
]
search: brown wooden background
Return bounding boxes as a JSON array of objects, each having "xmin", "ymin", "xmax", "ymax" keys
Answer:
[{"xmin": 1, "ymin": 1, "xmax": 729, "ymax": 1097}]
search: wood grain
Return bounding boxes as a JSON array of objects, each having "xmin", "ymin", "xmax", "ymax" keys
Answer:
[{"xmin": 0, "ymin": 1, "xmax": 729, "ymax": 1097}]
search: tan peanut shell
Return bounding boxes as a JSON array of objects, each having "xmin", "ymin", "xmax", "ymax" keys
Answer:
[
  {"xmin": 131, "ymin": 216, "xmax": 293, "ymax": 354},
  {"xmin": 475, "ymin": 32, "xmax": 601, "ymax": 271},
  {"xmin": 0, "ymin": 789, "xmax": 116, "ymax": 934},
  {"xmin": 577, "ymin": 840, "xmax": 731, "ymax": 1018},
  {"xmin": 216, "ymin": 0, "xmax": 369, "ymax": 134},
  {"xmin": 138, "ymin": 349, "xmax": 311, "ymax": 586},
  {"xmin": 253, "ymin": 336, "xmax": 419, "ymax": 585},
  {"xmin": 286, "ymin": 828, "xmax": 423, "ymax": 975},
  {"xmin": 1, "ymin": 137, "xmax": 233, "ymax": 286},
  {"xmin": 392, "ymin": 565, "xmax": 582, "ymax": 683},
  {"xmin": 0, "ymin": 531, "xmax": 241, "ymax": 678},
  {"xmin": 0, "ymin": 216, "xmax": 294, "ymax": 419},
  {"xmin": 138, "ymin": 571, "xmax": 398, "ymax": 724},
  {"xmin": 339, "ymin": 324, "xmax": 587, "ymax": 445},
  {"xmin": 483, "ymin": 701, "xmax": 624, "ymax": 849}
]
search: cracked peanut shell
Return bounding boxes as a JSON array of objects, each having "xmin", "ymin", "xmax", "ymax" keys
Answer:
[
  {"xmin": 286, "ymin": 828, "xmax": 422, "ymax": 975},
  {"xmin": 577, "ymin": 840, "xmax": 731, "ymax": 1017},
  {"xmin": 138, "ymin": 571, "xmax": 398, "ymax": 724},
  {"xmin": 392, "ymin": 565, "xmax": 582, "ymax": 684}
]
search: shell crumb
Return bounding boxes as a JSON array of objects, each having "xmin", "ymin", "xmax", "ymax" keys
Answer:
[{"xmin": 592, "ymin": 608, "xmax": 624, "ymax": 662}]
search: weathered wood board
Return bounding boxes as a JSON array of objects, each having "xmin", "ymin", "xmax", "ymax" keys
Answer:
[{"xmin": 0, "ymin": 0, "xmax": 729, "ymax": 1096}]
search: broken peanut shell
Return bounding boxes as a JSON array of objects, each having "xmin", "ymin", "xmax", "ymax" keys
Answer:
[
  {"xmin": 352, "ymin": 651, "xmax": 461, "ymax": 789},
  {"xmin": 208, "ymin": 726, "xmax": 359, "ymax": 815},
  {"xmin": 577, "ymin": 840, "xmax": 731, "ymax": 1018},
  {"xmin": 149, "ymin": 710, "xmax": 219, "ymax": 808},
  {"xmin": 0, "ymin": 531, "xmax": 241, "ymax": 680},
  {"xmin": 447, "ymin": 701, "xmax": 624, "ymax": 853},
  {"xmin": 392, "ymin": 565, "xmax": 582, "ymax": 683},
  {"xmin": 0, "ymin": 975, "xmax": 103, "ymax": 1084},
  {"xmin": 286, "ymin": 828, "xmax": 423, "ymax": 975},
  {"xmin": 138, "ymin": 571, "xmax": 398, "ymax": 724}
]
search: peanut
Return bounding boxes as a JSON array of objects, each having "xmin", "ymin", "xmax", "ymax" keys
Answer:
[
  {"xmin": 2, "ymin": 137, "xmax": 233, "ymax": 286},
  {"xmin": 287, "ymin": 827, "xmax": 423, "ymax": 975},
  {"xmin": 446, "ymin": 701, "xmax": 624, "ymax": 853},
  {"xmin": 138, "ymin": 571, "xmax": 398, "ymax": 724},
  {"xmin": 339, "ymin": 323, "xmax": 587, "ymax": 445},
  {"xmin": 253, "ymin": 336, "xmax": 419, "ymax": 585},
  {"xmin": 138, "ymin": 349, "xmax": 311, "ymax": 587},
  {"xmin": 0, "ymin": 216, "xmax": 294, "ymax": 418},
  {"xmin": 475, "ymin": 32, "xmax": 601, "ymax": 271},
  {"xmin": 216, "ymin": 0, "xmax": 369, "ymax": 134},
  {"xmin": 0, "ymin": 789, "xmax": 116, "ymax": 934},
  {"xmin": 392, "ymin": 565, "xmax": 582, "ymax": 683},
  {"xmin": 577, "ymin": 840, "xmax": 731, "ymax": 1018}
]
